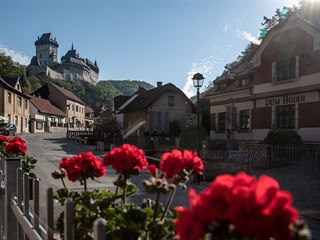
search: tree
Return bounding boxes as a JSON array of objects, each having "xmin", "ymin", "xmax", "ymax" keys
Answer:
[{"xmin": 0, "ymin": 52, "xmax": 25, "ymax": 77}]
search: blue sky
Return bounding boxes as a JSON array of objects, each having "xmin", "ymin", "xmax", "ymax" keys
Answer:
[{"xmin": 0, "ymin": 0, "xmax": 299, "ymax": 97}]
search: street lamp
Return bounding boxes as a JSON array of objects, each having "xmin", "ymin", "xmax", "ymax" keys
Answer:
[{"xmin": 192, "ymin": 73, "xmax": 205, "ymax": 156}]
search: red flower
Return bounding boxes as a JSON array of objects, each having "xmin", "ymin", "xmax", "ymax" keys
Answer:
[
  {"xmin": 174, "ymin": 172, "xmax": 299, "ymax": 240},
  {"xmin": 9, "ymin": 136, "xmax": 26, "ymax": 144},
  {"xmin": 5, "ymin": 141, "xmax": 27, "ymax": 155},
  {"xmin": 174, "ymin": 189, "xmax": 207, "ymax": 240},
  {"xmin": 59, "ymin": 152, "xmax": 106, "ymax": 182},
  {"xmin": 160, "ymin": 149, "xmax": 204, "ymax": 179},
  {"xmin": 182, "ymin": 150, "xmax": 204, "ymax": 175},
  {"xmin": 103, "ymin": 144, "xmax": 148, "ymax": 176},
  {"xmin": 147, "ymin": 164, "xmax": 157, "ymax": 176},
  {"xmin": 160, "ymin": 150, "xmax": 184, "ymax": 178},
  {"xmin": 0, "ymin": 135, "xmax": 8, "ymax": 144}
]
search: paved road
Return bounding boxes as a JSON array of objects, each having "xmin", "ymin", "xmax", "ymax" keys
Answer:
[
  {"xmin": 22, "ymin": 133, "xmax": 207, "ymax": 224},
  {"xmin": 22, "ymin": 133, "xmax": 320, "ymax": 239}
]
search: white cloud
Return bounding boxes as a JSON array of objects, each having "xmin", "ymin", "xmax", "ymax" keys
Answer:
[
  {"xmin": 236, "ymin": 28, "xmax": 261, "ymax": 45},
  {"xmin": 183, "ymin": 56, "xmax": 219, "ymax": 98},
  {"xmin": 0, "ymin": 45, "xmax": 31, "ymax": 65}
]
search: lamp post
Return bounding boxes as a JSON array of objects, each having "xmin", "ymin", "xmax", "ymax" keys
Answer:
[{"xmin": 192, "ymin": 72, "xmax": 205, "ymax": 158}]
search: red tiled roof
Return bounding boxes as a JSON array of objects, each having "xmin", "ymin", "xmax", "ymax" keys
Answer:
[{"xmin": 30, "ymin": 96, "xmax": 66, "ymax": 116}]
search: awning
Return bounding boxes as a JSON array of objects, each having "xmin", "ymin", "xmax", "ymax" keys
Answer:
[{"xmin": 0, "ymin": 116, "xmax": 9, "ymax": 122}]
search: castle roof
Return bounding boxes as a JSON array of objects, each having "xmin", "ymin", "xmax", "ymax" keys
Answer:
[
  {"xmin": 35, "ymin": 33, "xmax": 59, "ymax": 47},
  {"xmin": 29, "ymin": 56, "xmax": 40, "ymax": 66},
  {"xmin": 61, "ymin": 48, "xmax": 99, "ymax": 73}
]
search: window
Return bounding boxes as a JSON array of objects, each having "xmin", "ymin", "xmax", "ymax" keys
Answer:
[
  {"xmin": 239, "ymin": 78, "xmax": 250, "ymax": 87},
  {"xmin": 17, "ymin": 96, "xmax": 22, "ymax": 107},
  {"xmin": 7, "ymin": 92, "xmax": 12, "ymax": 104},
  {"xmin": 15, "ymin": 116, "xmax": 18, "ymax": 126},
  {"xmin": 25, "ymin": 118, "xmax": 28, "ymax": 127},
  {"xmin": 72, "ymin": 104, "xmax": 74, "ymax": 111},
  {"xmin": 272, "ymin": 56, "xmax": 298, "ymax": 82},
  {"xmin": 276, "ymin": 104, "xmax": 295, "ymax": 129},
  {"xmin": 218, "ymin": 83, "xmax": 227, "ymax": 91},
  {"xmin": 218, "ymin": 112, "xmax": 226, "ymax": 131},
  {"xmin": 240, "ymin": 110, "xmax": 250, "ymax": 130},
  {"xmin": 36, "ymin": 122, "xmax": 43, "ymax": 130},
  {"xmin": 25, "ymin": 100, "xmax": 28, "ymax": 109},
  {"xmin": 168, "ymin": 96, "xmax": 174, "ymax": 106},
  {"xmin": 76, "ymin": 106, "xmax": 79, "ymax": 112}
]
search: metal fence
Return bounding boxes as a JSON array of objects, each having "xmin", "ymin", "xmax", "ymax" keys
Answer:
[{"xmin": 200, "ymin": 143, "xmax": 320, "ymax": 181}]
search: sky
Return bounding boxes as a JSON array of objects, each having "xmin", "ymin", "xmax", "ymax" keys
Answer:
[{"xmin": 0, "ymin": 0, "xmax": 300, "ymax": 97}]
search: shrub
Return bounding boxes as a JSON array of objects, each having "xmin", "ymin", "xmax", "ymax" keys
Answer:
[{"xmin": 264, "ymin": 129, "xmax": 302, "ymax": 145}]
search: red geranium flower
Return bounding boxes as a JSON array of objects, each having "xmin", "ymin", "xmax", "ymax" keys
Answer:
[
  {"xmin": 59, "ymin": 152, "xmax": 106, "ymax": 183},
  {"xmin": 5, "ymin": 141, "xmax": 27, "ymax": 155},
  {"xmin": 0, "ymin": 135, "xmax": 8, "ymax": 144},
  {"xmin": 9, "ymin": 136, "xmax": 26, "ymax": 144},
  {"xmin": 103, "ymin": 144, "xmax": 148, "ymax": 176},
  {"xmin": 160, "ymin": 149, "xmax": 204, "ymax": 179},
  {"xmin": 148, "ymin": 164, "xmax": 157, "ymax": 176},
  {"xmin": 174, "ymin": 172, "xmax": 299, "ymax": 240}
]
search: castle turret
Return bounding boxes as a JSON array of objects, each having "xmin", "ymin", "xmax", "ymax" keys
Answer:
[{"xmin": 35, "ymin": 33, "xmax": 59, "ymax": 66}]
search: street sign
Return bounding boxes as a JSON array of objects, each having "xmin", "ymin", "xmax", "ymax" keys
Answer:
[{"xmin": 229, "ymin": 150, "xmax": 249, "ymax": 158}]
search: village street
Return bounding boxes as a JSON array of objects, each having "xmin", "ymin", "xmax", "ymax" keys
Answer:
[
  {"xmin": 21, "ymin": 133, "xmax": 207, "ymax": 225},
  {"xmin": 22, "ymin": 133, "xmax": 320, "ymax": 239}
]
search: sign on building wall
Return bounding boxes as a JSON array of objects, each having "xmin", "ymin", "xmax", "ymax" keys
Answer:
[{"xmin": 256, "ymin": 92, "xmax": 319, "ymax": 108}]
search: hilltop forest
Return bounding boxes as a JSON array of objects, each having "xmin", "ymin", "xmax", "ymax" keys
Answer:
[{"xmin": 0, "ymin": 52, "xmax": 154, "ymax": 110}]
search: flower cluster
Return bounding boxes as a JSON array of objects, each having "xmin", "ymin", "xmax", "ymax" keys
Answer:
[
  {"xmin": 160, "ymin": 149, "xmax": 203, "ymax": 182},
  {"xmin": 174, "ymin": 172, "xmax": 299, "ymax": 240},
  {"xmin": 60, "ymin": 152, "xmax": 106, "ymax": 184},
  {"xmin": 103, "ymin": 144, "xmax": 148, "ymax": 177},
  {"xmin": 0, "ymin": 135, "xmax": 27, "ymax": 156}
]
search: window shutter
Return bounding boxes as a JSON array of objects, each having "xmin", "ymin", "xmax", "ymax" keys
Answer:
[
  {"xmin": 272, "ymin": 62, "xmax": 277, "ymax": 82},
  {"xmin": 295, "ymin": 56, "xmax": 299, "ymax": 78}
]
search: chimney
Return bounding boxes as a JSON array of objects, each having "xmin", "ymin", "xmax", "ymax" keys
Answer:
[{"xmin": 157, "ymin": 81, "xmax": 162, "ymax": 87}]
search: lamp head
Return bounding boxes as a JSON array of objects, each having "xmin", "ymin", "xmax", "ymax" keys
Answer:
[{"xmin": 192, "ymin": 73, "xmax": 205, "ymax": 88}]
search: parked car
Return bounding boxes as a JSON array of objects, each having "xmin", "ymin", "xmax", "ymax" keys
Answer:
[{"xmin": 0, "ymin": 124, "xmax": 17, "ymax": 136}]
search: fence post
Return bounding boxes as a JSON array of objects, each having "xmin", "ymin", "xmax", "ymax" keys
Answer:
[
  {"xmin": 46, "ymin": 188, "xmax": 54, "ymax": 240},
  {"xmin": 93, "ymin": 218, "xmax": 106, "ymax": 240},
  {"xmin": 4, "ymin": 157, "xmax": 20, "ymax": 240},
  {"xmin": 267, "ymin": 146, "xmax": 272, "ymax": 168},
  {"xmin": 65, "ymin": 198, "xmax": 74, "ymax": 240}
]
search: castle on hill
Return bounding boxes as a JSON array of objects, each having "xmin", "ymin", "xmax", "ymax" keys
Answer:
[{"xmin": 27, "ymin": 33, "xmax": 99, "ymax": 85}]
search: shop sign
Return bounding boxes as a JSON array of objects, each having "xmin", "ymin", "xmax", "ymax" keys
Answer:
[
  {"xmin": 265, "ymin": 95, "xmax": 305, "ymax": 107},
  {"xmin": 229, "ymin": 150, "xmax": 249, "ymax": 158}
]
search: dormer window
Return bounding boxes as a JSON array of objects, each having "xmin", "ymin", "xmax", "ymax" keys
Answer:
[
  {"xmin": 239, "ymin": 78, "xmax": 250, "ymax": 87},
  {"xmin": 217, "ymin": 83, "xmax": 227, "ymax": 91}
]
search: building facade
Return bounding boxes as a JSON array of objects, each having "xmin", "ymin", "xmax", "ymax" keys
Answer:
[
  {"xmin": 114, "ymin": 82, "xmax": 196, "ymax": 138},
  {"xmin": 27, "ymin": 33, "xmax": 99, "ymax": 85},
  {"xmin": 29, "ymin": 96, "xmax": 66, "ymax": 133},
  {"xmin": 206, "ymin": 14, "xmax": 320, "ymax": 143},
  {"xmin": 33, "ymin": 82, "xmax": 86, "ymax": 128},
  {"xmin": 0, "ymin": 76, "xmax": 30, "ymax": 133}
]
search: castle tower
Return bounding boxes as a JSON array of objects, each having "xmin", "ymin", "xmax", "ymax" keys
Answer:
[{"xmin": 35, "ymin": 33, "xmax": 59, "ymax": 66}]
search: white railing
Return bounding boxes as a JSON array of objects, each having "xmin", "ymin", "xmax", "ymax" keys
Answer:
[{"xmin": 0, "ymin": 154, "xmax": 107, "ymax": 240}]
